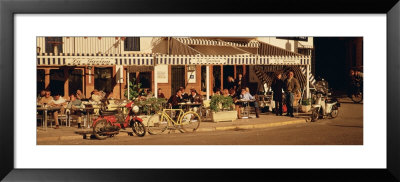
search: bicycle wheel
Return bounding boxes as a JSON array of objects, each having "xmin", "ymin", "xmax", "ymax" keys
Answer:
[
  {"xmin": 93, "ymin": 119, "xmax": 111, "ymax": 140},
  {"xmin": 180, "ymin": 111, "xmax": 201, "ymax": 133},
  {"xmin": 351, "ymin": 92, "xmax": 363, "ymax": 103},
  {"xmin": 146, "ymin": 113, "xmax": 168, "ymax": 135}
]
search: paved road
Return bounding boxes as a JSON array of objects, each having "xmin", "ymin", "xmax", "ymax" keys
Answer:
[{"xmin": 38, "ymin": 101, "xmax": 362, "ymax": 145}]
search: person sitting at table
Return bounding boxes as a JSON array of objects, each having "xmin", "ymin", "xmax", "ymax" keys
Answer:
[
  {"xmin": 168, "ymin": 89, "xmax": 184, "ymax": 109},
  {"xmin": 179, "ymin": 87, "xmax": 189, "ymax": 102},
  {"xmin": 239, "ymin": 88, "xmax": 260, "ymax": 118},
  {"xmin": 146, "ymin": 90, "xmax": 153, "ymax": 99},
  {"xmin": 189, "ymin": 89, "xmax": 203, "ymax": 104},
  {"xmin": 90, "ymin": 89, "xmax": 102, "ymax": 102},
  {"xmin": 76, "ymin": 89, "xmax": 85, "ymax": 100},
  {"xmin": 157, "ymin": 88, "xmax": 165, "ymax": 98},
  {"xmin": 222, "ymin": 89, "xmax": 230, "ymax": 97},
  {"xmin": 49, "ymin": 93, "xmax": 67, "ymax": 129},
  {"xmin": 67, "ymin": 94, "xmax": 84, "ymax": 128},
  {"xmin": 37, "ymin": 90, "xmax": 46, "ymax": 102},
  {"xmin": 38, "ymin": 90, "xmax": 53, "ymax": 105},
  {"xmin": 213, "ymin": 89, "xmax": 221, "ymax": 96}
]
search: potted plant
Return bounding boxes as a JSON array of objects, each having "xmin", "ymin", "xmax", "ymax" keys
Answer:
[
  {"xmin": 210, "ymin": 95, "xmax": 237, "ymax": 122},
  {"xmin": 301, "ymin": 98, "xmax": 312, "ymax": 113},
  {"xmin": 124, "ymin": 77, "xmax": 142, "ymax": 100}
]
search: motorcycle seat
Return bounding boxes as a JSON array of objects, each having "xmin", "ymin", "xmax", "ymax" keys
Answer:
[{"xmin": 101, "ymin": 110, "xmax": 118, "ymax": 116}]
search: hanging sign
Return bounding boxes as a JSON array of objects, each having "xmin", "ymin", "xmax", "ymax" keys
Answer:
[
  {"xmin": 155, "ymin": 65, "xmax": 168, "ymax": 83},
  {"xmin": 191, "ymin": 58, "xmax": 226, "ymax": 64},
  {"xmin": 269, "ymin": 57, "xmax": 300, "ymax": 64},
  {"xmin": 65, "ymin": 58, "xmax": 114, "ymax": 65}
]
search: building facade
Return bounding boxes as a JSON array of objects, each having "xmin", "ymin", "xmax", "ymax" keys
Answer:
[{"xmin": 36, "ymin": 36, "xmax": 314, "ymax": 100}]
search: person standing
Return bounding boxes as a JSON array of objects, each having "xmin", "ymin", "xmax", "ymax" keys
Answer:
[
  {"xmin": 226, "ymin": 76, "xmax": 235, "ymax": 91},
  {"xmin": 271, "ymin": 72, "xmax": 284, "ymax": 116},
  {"xmin": 284, "ymin": 70, "xmax": 300, "ymax": 117},
  {"xmin": 235, "ymin": 73, "xmax": 245, "ymax": 91}
]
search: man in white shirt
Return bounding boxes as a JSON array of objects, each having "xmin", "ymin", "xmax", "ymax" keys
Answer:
[{"xmin": 48, "ymin": 94, "xmax": 67, "ymax": 129}]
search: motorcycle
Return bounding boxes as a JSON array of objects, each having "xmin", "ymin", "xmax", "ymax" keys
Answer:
[
  {"xmin": 92, "ymin": 100, "xmax": 146, "ymax": 140},
  {"xmin": 310, "ymin": 80, "xmax": 340, "ymax": 122}
]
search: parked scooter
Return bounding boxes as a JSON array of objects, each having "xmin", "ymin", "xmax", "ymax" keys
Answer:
[
  {"xmin": 310, "ymin": 80, "xmax": 340, "ymax": 122},
  {"xmin": 92, "ymin": 100, "xmax": 146, "ymax": 139}
]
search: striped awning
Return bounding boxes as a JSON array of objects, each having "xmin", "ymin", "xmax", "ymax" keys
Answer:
[
  {"xmin": 156, "ymin": 55, "xmax": 311, "ymax": 65},
  {"xmin": 155, "ymin": 55, "xmax": 259, "ymax": 65},
  {"xmin": 254, "ymin": 65, "xmax": 309, "ymax": 89},
  {"xmin": 36, "ymin": 53, "xmax": 154, "ymax": 66},
  {"xmin": 175, "ymin": 38, "xmax": 259, "ymax": 48}
]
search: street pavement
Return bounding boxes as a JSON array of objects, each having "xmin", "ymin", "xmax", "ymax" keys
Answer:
[{"xmin": 37, "ymin": 98, "xmax": 362, "ymax": 145}]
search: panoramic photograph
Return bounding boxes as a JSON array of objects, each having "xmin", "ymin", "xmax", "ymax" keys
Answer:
[{"xmin": 36, "ymin": 36, "xmax": 363, "ymax": 145}]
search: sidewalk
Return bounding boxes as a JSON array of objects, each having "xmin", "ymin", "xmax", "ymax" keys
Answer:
[{"xmin": 37, "ymin": 113, "xmax": 309, "ymax": 142}]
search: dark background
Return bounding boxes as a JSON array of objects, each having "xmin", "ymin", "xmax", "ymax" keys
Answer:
[{"xmin": 314, "ymin": 37, "xmax": 363, "ymax": 93}]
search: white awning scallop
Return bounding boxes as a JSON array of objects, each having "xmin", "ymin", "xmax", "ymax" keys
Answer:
[
  {"xmin": 36, "ymin": 53, "xmax": 154, "ymax": 66},
  {"xmin": 155, "ymin": 54, "xmax": 311, "ymax": 65}
]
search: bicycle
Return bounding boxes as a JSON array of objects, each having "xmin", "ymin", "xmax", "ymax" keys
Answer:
[{"xmin": 146, "ymin": 108, "xmax": 201, "ymax": 135}]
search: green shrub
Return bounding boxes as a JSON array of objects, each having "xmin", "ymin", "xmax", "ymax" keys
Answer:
[
  {"xmin": 302, "ymin": 98, "xmax": 312, "ymax": 105},
  {"xmin": 210, "ymin": 95, "xmax": 234, "ymax": 112},
  {"xmin": 136, "ymin": 97, "xmax": 167, "ymax": 114}
]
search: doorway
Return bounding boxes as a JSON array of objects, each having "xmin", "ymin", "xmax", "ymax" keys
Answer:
[
  {"xmin": 171, "ymin": 66, "xmax": 185, "ymax": 96},
  {"xmin": 223, "ymin": 65, "xmax": 234, "ymax": 89},
  {"xmin": 68, "ymin": 68, "xmax": 83, "ymax": 96}
]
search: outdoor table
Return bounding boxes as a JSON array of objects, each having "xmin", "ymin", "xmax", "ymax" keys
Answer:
[
  {"xmin": 37, "ymin": 106, "xmax": 62, "ymax": 131},
  {"xmin": 178, "ymin": 102, "xmax": 202, "ymax": 112},
  {"xmin": 81, "ymin": 104, "xmax": 101, "ymax": 128},
  {"xmin": 236, "ymin": 99, "xmax": 256, "ymax": 119}
]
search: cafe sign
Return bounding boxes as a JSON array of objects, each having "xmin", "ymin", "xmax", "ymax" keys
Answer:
[
  {"xmin": 65, "ymin": 58, "xmax": 114, "ymax": 65},
  {"xmin": 191, "ymin": 58, "xmax": 227, "ymax": 64},
  {"xmin": 269, "ymin": 57, "xmax": 300, "ymax": 64}
]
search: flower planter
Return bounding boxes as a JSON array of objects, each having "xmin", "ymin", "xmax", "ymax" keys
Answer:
[
  {"xmin": 300, "ymin": 105, "xmax": 311, "ymax": 113},
  {"xmin": 212, "ymin": 111, "xmax": 237, "ymax": 122}
]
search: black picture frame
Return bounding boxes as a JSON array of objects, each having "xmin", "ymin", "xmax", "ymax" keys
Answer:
[{"xmin": 1, "ymin": 0, "xmax": 399, "ymax": 181}]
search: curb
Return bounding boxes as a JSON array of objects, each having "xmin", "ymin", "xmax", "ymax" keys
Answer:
[
  {"xmin": 37, "ymin": 119, "xmax": 307, "ymax": 142},
  {"xmin": 197, "ymin": 119, "xmax": 306, "ymax": 132}
]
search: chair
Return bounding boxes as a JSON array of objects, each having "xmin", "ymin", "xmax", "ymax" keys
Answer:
[{"xmin": 199, "ymin": 100, "xmax": 212, "ymax": 121}]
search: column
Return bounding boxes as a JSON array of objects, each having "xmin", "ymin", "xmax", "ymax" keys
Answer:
[
  {"xmin": 220, "ymin": 65, "xmax": 223, "ymax": 90},
  {"xmin": 45, "ymin": 68, "xmax": 50, "ymax": 90},
  {"xmin": 64, "ymin": 68, "xmax": 69, "ymax": 97},
  {"xmin": 206, "ymin": 65, "xmax": 210, "ymax": 100},
  {"xmin": 154, "ymin": 67, "xmax": 158, "ymax": 98},
  {"xmin": 306, "ymin": 64, "xmax": 310, "ymax": 99},
  {"xmin": 127, "ymin": 69, "xmax": 130, "ymax": 100}
]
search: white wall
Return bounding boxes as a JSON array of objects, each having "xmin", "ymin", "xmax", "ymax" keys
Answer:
[
  {"xmin": 256, "ymin": 37, "xmax": 314, "ymax": 53},
  {"xmin": 36, "ymin": 37, "xmax": 154, "ymax": 54}
]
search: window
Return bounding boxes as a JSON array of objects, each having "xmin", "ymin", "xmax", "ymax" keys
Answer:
[
  {"xmin": 45, "ymin": 37, "xmax": 63, "ymax": 54},
  {"xmin": 94, "ymin": 67, "xmax": 113, "ymax": 93},
  {"xmin": 68, "ymin": 69, "xmax": 83, "ymax": 96},
  {"xmin": 138, "ymin": 72, "xmax": 152, "ymax": 90},
  {"xmin": 49, "ymin": 69, "xmax": 65, "ymax": 96},
  {"xmin": 37, "ymin": 69, "xmax": 45, "ymax": 95},
  {"xmin": 124, "ymin": 37, "xmax": 140, "ymax": 51}
]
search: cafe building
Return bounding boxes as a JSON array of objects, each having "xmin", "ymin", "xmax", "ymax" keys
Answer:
[
  {"xmin": 36, "ymin": 36, "xmax": 315, "ymax": 101},
  {"xmin": 151, "ymin": 37, "xmax": 315, "ymax": 100},
  {"xmin": 36, "ymin": 37, "xmax": 155, "ymax": 99}
]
